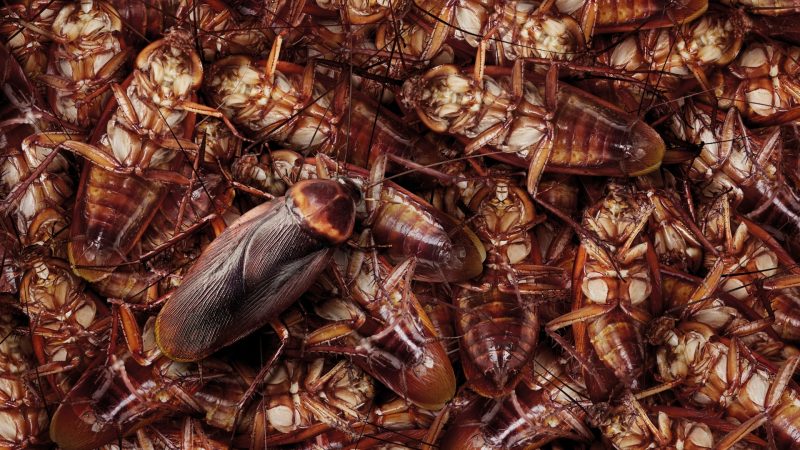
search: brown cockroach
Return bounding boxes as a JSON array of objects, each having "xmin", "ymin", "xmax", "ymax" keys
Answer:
[
  {"xmin": 172, "ymin": 0, "xmax": 270, "ymax": 62},
  {"xmin": 49, "ymin": 351, "xmax": 233, "ymax": 450},
  {"xmin": 602, "ymin": 7, "xmax": 748, "ymax": 105},
  {"xmin": 553, "ymin": 0, "xmax": 708, "ymax": 34},
  {"xmin": 297, "ymin": 429, "xmax": 432, "ymax": 450},
  {"xmin": 306, "ymin": 16, "xmax": 454, "ymax": 106},
  {"xmin": 546, "ymin": 182, "xmax": 661, "ymax": 399},
  {"xmin": 661, "ymin": 263, "xmax": 800, "ymax": 362},
  {"xmin": 293, "ymin": 394, "xmax": 436, "ymax": 449},
  {"xmin": 0, "ymin": 219, "xmax": 22, "ymax": 294},
  {"xmin": 91, "ymin": 164, "xmax": 237, "ymax": 362},
  {"xmin": 448, "ymin": 168, "xmax": 566, "ymax": 397},
  {"xmin": 153, "ymin": 153, "xmax": 485, "ymax": 432},
  {"xmin": 415, "ymin": 282, "xmax": 459, "ymax": 363},
  {"xmin": 670, "ymin": 99, "xmax": 800, "ymax": 251},
  {"xmin": 0, "ymin": 301, "xmax": 50, "ymax": 448},
  {"xmin": 236, "ymin": 357, "xmax": 375, "ymax": 448},
  {"xmin": 19, "ymin": 256, "xmax": 110, "ymax": 397},
  {"xmin": 154, "ymin": 176, "xmax": 359, "ymax": 362},
  {"xmin": 649, "ymin": 318, "xmax": 800, "ymax": 449},
  {"xmin": 711, "ymin": 39, "xmax": 800, "ymax": 126},
  {"xmin": 593, "ymin": 392, "xmax": 768, "ymax": 449},
  {"xmin": 107, "ymin": 0, "xmax": 270, "ymax": 59},
  {"xmin": 0, "ymin": 1, "xmax": 65, "ymax": 79},
  {"xmin": 439, "ymin": 346, "xmax": 592, "ymax": 449},
  {"xmin": 399, "ymin": 49, "xmax": 665, "ymax": 195},
  {"xmin": 228, "ymin": 150, "xmax": 486, "ymax": 283},
  {"xmin": 0, "ymin": 40, "xmax": 62, "ymax": 156},
  {"xmin": 133, "ymin": 417, "xmax": 230, "ymax": 450},
  {"xmin": 60, "ymin": 28, "xmax": 236, "ymax": 282},
  {"xmin": 312, "ymin": 0, "xmax": 413, "ymax": 28},
  {"xmin": 534, "ymin": 174, "xmax": 580, "ymax": 264},
  {"xmin": 305, "ymin": 240, "xmax": 457, "ymax": 410},
  {"xmin": 105, "ymin": 0, "xmax": 180, "ymax": 45},
  {"xmin": 37, "ymin": 1, "xmax": 130, "ymax": 130},
  {"xmin": 203, "ymin": 38, "xmax": 452, "ymax": 172},
  {"xmin": 698, "ymin": 194, "xmax": 800, "ymax": 343},
  {"xmin": 1, "ymin": 132, "xmax": 77, "ymax": 247},
  {"xmin": 410, "ymin": 0, "xmax": 588, "ymax": 66}
]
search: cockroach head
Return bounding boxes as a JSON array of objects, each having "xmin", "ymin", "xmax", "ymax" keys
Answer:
[
  {"xmin": 646, "ymin": 317, "xmax": 677, "ymax": 346},
  {"xmin": 335, "ymin": 177, "xmax": 362, "ymax": 203}
]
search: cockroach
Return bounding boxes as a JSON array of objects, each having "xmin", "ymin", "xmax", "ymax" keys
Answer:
[
  {"xmin": 49, "ymin": 351, "xmax": 232, "ymax": 450},
  {"xmin": 399, "ymin": 49, "xmax": 666, "ymax": 194},
  {"xmin": 296, "ymin": 395, "xmax": 437, "ymax": 449},
  {"xmin": 38, "ymin": 0, "xmax": 130, "ymax": 130},
  {"xmin": 312, "ymin": 0, "xmax": 413, "ymax": 28},
  {"xmin": 154, "ymin": 177, "xmax": 359, "ymax": 362},
  {"xmin": 601, "ymin": 7, "xmax": 748, "ymax": 105},
  {"xmin": 555, "ymin": 0, "xmax": 708, "ymax": 34},
  {"xmin": 439, "ymin": 346, "xmax": 592, "ymax": 449},
  {"xmin": 670, "ymin": 99, "xmax": 800, "ymax": 252},
  {"xmin": 718, "ymin": 0, "xmax": 800, "ymax": 15},
  {"xmin": 449, "ymin": 168, "xmax": 566, "ymax": 397},
  {"xmin": 0, "ymin": 220, "xmax": 22, "ymax": 294},
  {"xmin": 305, "ymin": 241, "xmax": 457, "ymax": 410},
  {"xmin": 534, "ymin": 174, "xmax": 580, "ymax": 264},
  {"xmin": 636, "ymin": 171, "xmax": 706, "ymax": 272},
  {"xmin": 711, "ymin": 39, "xmax": 800, "ymax": 126},
  {"xmin": 203, "ymin": 38, "xmax": 450, "ymax": 172},
  {"xmin": 1, "ymin": 132, "xmax": 76, "ymax": 246},
  {"xmin": 0, "ymin": 301, "xmax": 50, "ymax": 448},
  {"xmin": 661, "ymin": 263, "xmax": 800, "ymax": 362},
  {"xmin": 92, "ymin": 122, "xmax": 238, "ymax": 302},
  {"xmin": 107, "ymin": 0, "xmax": 270, "ymax": 58},
  {"xmin": 0, "ymin": 0, "xmax": 65, "ymax": 79},
  {"xmin": 0, "ymin": 40, "xmax": 62, "ymax": 156},
  {"xmin": 698, "ymin": 194, "xmax": 800, "ymax": 343},
  {"xmin": 19, "ymin": 256, "xmax": 110, "ymax": 397},
  {"xmin": 298, "ymin": 429, "xmax": 432, "ymax": 450},
  {"xmin": 237, "ymin": 357, "xmax": 375, "ymax": 448},
  {"xmin": 593, "ymin": 392, "xmax": 768, "ymax": 449},
  {"xmin": 173, "ymin": 0, "xmax": 270, "ymax": 62},
  {"xmin": 140, "ymin": 417, "xmax": 230, "ymax": 450},
  {"xmin": 649, "ymin": 318, "xmax": 800, "ymax": 449},
  {"xmin": 546, "ymin": 182, "xmax": 661, "ymax": 399},
  {"xmin": 60, "ymin": 28, "xmax": 236, "ymax": 282},
  {"xmin": 307, "ymin": 18, "xmax": 451, "ymax": 105},
  {"xmin": 410, "ymin": 0, "xmax": 587, "ymax": 66},
  {"xmin": 415, "ymin": 282, "xmax": 459, "ymax": 363}
]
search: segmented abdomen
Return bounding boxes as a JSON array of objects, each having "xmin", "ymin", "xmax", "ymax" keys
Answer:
[
  {"xmin": 456, "ymin": 285, "xmax": 539, "ymax": 397},
  {"xmin": 551, "ymin": 87, "xmax": 664, "ymax": 176},
  {"xmin": 69, "ymin": 165, "xmax": 165, "ymax": 281}
]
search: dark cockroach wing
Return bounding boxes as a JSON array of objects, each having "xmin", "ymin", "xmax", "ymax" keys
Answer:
[{"xmin": 155, "ymin": 179, "xmax": 358, "ymax": 361}]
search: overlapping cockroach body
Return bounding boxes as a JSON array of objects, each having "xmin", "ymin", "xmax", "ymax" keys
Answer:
[{"xmin": 6, "ymin": 0, "xmax": 800, "ymax": 448}]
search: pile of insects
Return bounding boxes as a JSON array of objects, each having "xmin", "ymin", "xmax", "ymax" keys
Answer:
[{"xmin": 3, "ymin": 0, "xmax": 800, "ymax": 448}]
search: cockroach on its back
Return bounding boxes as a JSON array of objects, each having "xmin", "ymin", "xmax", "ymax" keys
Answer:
[
  {"xmin": 39, "ymin": 0, "xmax": 129, "ymax": 130},
  {"xmin": 61, "ymin": 28, "xmax": 237, "ymax": 282},
  {"xmin": 399, "ymin": 54, "xmax": 666, "ymax": 195},
  {"xmin": 546, "ymin": 182, "xmax": 662, "ymax": 399}
]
